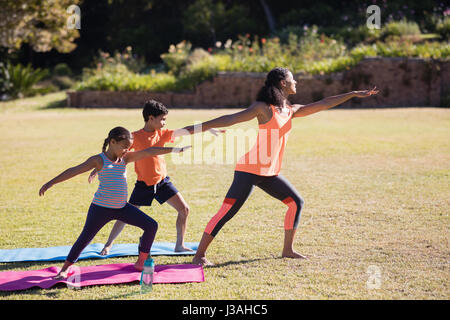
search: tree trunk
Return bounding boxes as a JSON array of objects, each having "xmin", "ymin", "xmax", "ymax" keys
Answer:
[{"xmin": 259, "ymin": 0, "xmax": 276, "ymax": 33}]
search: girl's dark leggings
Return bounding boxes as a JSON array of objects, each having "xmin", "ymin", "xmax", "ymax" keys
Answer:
[
  {"xmin": 66, "ymin": 203, "xmax": 158, "ymax": 263},
  {"xmin": 205, "ymin": 170, "xmax": 304, "ymax": 237}
]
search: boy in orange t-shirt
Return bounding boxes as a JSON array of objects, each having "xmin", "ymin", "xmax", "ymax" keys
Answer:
[{"xmin": 94, "ymin": 100, "xmax": 222, "ymax": 254}]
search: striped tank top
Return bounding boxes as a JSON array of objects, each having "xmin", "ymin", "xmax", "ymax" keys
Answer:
[
  {"xmin": 92, "ymin": 153, "xmax": 128, "ymax": 209},
  {"xmin": 235, "ymin": 104, "xmax": 293, "ymax": 176}
]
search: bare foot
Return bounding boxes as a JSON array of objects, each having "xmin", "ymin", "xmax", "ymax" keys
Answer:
[
  {"xmin": 175, "ymin": 245, "xmax": 194, "ymax": 253},
  {"xmin": 282, "ymin": 250, "xmax": 308, "ymax": 259},
  {"xmin": 100, "ymin": 245, "xmax": 111, "ymax": 256},
  {"xmin": 53, "ymin": 270, "xmax": 69, "ymax": 280},
  {"xmin": 192, "ymin": 255, "xmax": 214, "ymax": 266}
]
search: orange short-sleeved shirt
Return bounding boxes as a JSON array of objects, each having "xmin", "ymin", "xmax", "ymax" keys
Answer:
[{"xmin": 131, "ymin": 128, "xmax": 174, "ymax": 186}]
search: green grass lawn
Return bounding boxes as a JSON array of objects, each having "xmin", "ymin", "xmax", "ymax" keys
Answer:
[{"xmin": 0, "ymin": 92, "xmax": 449, "ymax": 300}]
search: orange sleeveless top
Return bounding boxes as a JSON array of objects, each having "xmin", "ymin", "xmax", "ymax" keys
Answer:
[{"xmin": 235, "ymin": 104, "xmax": 293, "ymax": 176}]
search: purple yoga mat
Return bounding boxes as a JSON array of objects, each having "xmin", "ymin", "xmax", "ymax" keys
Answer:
[{"xmin": 0, "ymin": 263, "xmax": 204, "ymax": 291}]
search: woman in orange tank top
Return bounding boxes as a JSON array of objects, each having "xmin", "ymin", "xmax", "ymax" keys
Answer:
[{"xmin": 183, "ymin": 67, "xmax": 378, "ymax": 266}]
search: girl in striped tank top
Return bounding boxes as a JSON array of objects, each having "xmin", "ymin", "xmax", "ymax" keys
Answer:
[
  {"xmin": 182, "ymin": 67, "xmax": 378, "ymax": 266},
  {"xmin": 39, "ymin": 126, "xmax": 190, "ymax": 279}
]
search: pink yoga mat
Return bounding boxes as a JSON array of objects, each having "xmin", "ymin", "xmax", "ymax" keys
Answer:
[{"xmin": 0, "ymin": 263, "xmax": 204, "ymax": 291}]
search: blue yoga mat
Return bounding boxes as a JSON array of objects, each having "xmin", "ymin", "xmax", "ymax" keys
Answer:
[{"xmin": 0, "ymin": 242, "xmax": 198, "ymax": 263}]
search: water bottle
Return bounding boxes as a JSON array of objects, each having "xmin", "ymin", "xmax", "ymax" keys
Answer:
[{"xmin": 140, "ymin": 257, "xmax": 154, "ymax": 294}]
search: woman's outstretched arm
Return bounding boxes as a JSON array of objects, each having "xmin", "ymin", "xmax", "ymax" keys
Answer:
[
  {"xmin": 39, "ymin": 155, "xmax": 102, "ymax": 196},
  {"xmin": 292, "ymin": 87, "xmax": 379, "ymax": 118},
  {"xmin": 172, "ymin": 127, "xmax": 226, "ymax": 139},
  {"xmin": 179, "ymin": 102, "xmax": 265, "ymax": 134}
]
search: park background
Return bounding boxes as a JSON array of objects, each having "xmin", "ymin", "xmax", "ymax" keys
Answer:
[{"xmin": 0, "ymin": 0, "xmax": 449, "ymax": 300}]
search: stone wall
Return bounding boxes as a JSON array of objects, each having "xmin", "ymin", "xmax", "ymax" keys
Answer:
[{"xmin": 67, "ymin": 57, "xmax": 450, "ymax": 109}]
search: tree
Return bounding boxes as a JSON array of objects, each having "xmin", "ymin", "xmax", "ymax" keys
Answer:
[
  {"xmin": 259, "ymin": 0, "xmax": 276, "ymax": 33},
  {"xmin": 182, "ymin": 0, "xmax": 222, "ymax": 46},
  {"xmin": 0, "ymin": 0, "xmax": 81, "ymax": 53},
  {"xmin": 182, "ymin": 0, "xmax": 266, "ymax": 48}
]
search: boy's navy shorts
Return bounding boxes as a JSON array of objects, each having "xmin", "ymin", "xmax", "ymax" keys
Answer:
[{"xmin": 129, "ymin": 176, "xmax": 179, "ymax": 206}]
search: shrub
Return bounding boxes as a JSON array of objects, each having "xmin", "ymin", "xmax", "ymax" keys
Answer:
[
  {"xmin": 119, "ymin": 73, "xmax": 178, "ymax": 92},
  {"xmin": 374, "ymin": 41, "xmax": 449, "ymax": 59},
  {"xmin": 160, "ymin": 41, "xmax": 192, "ymax": 75},
  {"xmin": 75, "ymin": 19, "xmax": 449, "ymax": 93},
  {"xmin": 186, "ymin": 48, "xmax": 212, "ymax": 66},
  {"xmin": 0, "ymin": 62, "xmax": 12, "ymax": 98},
  {"xmin": 93, "ymin": 47, "xmax": 147, "ymax": 74},
  {"xmin": 176, "ymin": 54, "xmax": 230, "ymax": 90},
  {"xmin": 53, "ymin": 63, "xmax": 72, "ymax": 76},
  {"xmin": 333, "ymin": 25, "xmax": 382, "ymax": 45},
  {"xmin": 382, "ymin": 19, "xmax": 422, "ymax": 37},
  {"xmin": 297, "ymin": 26, "xmax": 347, "ymax": 61},
  {"xmin": 75, "ymin": 67, "xmax": 178, "ymax": 92},
  {"xmin": 382, "ymin": 19, "xmax": 423, "ymax": 43},
  {"xmin": 436, "ymin": 16, "xmax": 450, "ymax": 40},
  {"xmin": 76, "ymin": 47, "xmax": 157, "ymax": 91},
  {"xmin": 350, "ymin": 44, "xmax": 378, "ymax": 60},
  {"xmin": 3, "ymin": 63, "xmax": 49, "ymax": 99}
]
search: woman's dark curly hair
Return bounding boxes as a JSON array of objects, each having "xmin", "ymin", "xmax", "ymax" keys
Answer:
[{"xmin": 256, "ymin": 67, "xmax": 290, "ymax": 107}]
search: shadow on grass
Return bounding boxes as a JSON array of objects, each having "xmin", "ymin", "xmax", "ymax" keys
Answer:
[
  {"xmin": 0, "ymin": 280, "xmax": 143, "ymax": 299},
  {"xmin": 207, "ymin": 256, "xmax": 281, "ymax": 269},
  {"xmin": 38, "ymin": 97, "xmax": 68, "ymax": 110},
  {"xmin": 0, "ymin": 282, "xmax": 68, "ymax": 298},
  {"xmin": 0, "ymin": 261, "xmax": 59, "ymax": 272}
]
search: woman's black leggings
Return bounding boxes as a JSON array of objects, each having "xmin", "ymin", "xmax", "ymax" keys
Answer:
[
  {"xmin": 66, "ymin": 203, "xmax": 158, "ymax": 263},
  {"xmin": 205, "ymin": 171, "xmax": 304, "ymax": 237}
]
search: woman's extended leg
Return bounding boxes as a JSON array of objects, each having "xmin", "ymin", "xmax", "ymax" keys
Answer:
[
  {"xmin": 192, "ymin": 171, "xmax": 256, "ymax": 266},
  {"xmin": 257, "ymin": 174, "xmax": 307, "ymax": 259}
]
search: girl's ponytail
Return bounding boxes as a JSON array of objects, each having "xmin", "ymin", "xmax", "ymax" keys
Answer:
[
  {"xmin": 102, "ymin": 127, "xmax": 132, "ymax": 152},
  {"xmin": 102, "ymin": 138, "xmax": 110, "ymax": 152}
]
